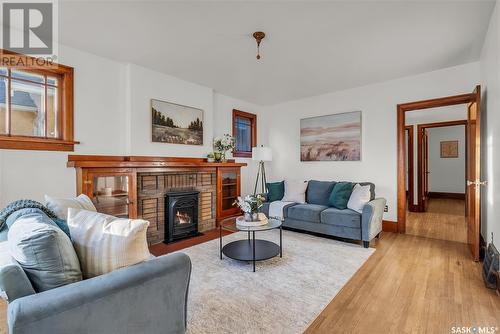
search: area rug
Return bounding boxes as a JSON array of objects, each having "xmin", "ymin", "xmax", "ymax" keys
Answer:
[{"xmin": 180, "ymin": 230, "xmax": 375, "ymax": 334}]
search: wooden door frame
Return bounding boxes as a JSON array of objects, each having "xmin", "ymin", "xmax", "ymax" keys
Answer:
[
  {"xmin": 405, "ymin": 125, "xmax": 417, "ymax": 211},
  {"xmin": 415, "ymin": 120, "xmax": 468, "ymax": 212},
  {"xmin": 397, "ymin": 90, "xmax": 478, "ymax": 233}
]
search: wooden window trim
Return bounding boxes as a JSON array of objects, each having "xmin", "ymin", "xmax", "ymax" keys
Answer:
[
  {"xmin": 232, "ymin": 109, "xmax": 257, "ymax": 158},
  {"xmin": 0, "ymin": 50, "xmax": 77, "ymax": 151}
]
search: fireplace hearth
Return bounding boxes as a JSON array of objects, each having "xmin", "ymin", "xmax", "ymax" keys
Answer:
[{"xmin": 165, "ymin": 190, "xmax": 200, "ymax": 243}]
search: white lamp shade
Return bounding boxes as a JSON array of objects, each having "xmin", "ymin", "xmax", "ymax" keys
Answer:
[{"xmin": 252, "ymin": 146, "xmax": 272, "ymax": 161}]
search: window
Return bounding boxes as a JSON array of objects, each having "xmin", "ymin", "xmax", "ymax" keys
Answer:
[
  {"xmin": 232, "ymin": 109, "xmax": 257, "ymax": 158},
  {"xmin": 0, "ymin": 51, "xmax": 75, "ymax": 151}
]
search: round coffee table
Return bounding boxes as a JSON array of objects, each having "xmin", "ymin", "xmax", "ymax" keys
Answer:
[{"xmin": 219, "ymin": 216, "xmax": 282, "ymax": 272}]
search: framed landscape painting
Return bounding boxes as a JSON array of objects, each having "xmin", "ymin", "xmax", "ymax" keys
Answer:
[
  {"xmin": 300, "ymin": 111, "xmax": 361, "ymax": 161},
  {"xmin": 151, "ymin": 99, "xmax": 203, "ymax": 145}
]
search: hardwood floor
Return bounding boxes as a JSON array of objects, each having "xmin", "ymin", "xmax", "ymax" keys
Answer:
[
  {"xmin": 406, "ymin": 198, "xmax": 467, "ymax": 243},
  {"xmin": 305, "ymin": 232, "xmax": 500, "ymax": 333},
  {"xmin": 0, "ymin": 209, "xmax": 498, "ymax": 333}
]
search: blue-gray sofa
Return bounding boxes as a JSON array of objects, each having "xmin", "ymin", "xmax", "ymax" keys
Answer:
[
  {"xmin": 260, "ymin": 180, "xmax": 386, "ymax": 248},
  {"xmin": 0, "ymin": 204, "xmax": 192, "ymax": 334}
]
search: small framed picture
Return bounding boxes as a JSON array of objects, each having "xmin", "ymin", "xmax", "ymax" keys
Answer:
[{"xmin": 440, "ymin": 140, "xmax": 458, "ymax": 158}]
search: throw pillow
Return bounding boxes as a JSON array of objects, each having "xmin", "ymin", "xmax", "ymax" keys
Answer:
[
  {"xmin": 347, "ymin": 183, "xmax": 372, "ymax": 213},
  {"xmin": 45, "ymin": 194, "xmax": 97, "ymax": 220},
  {"xmin": 8, "ymin": 212, "xmax": 82, "ymax": 292},
  {"xmin": 67, "ymin": 208, "xmax": 150, "ymax": 278},
  {"xmin": 328, "ymin": 182, "xmax": 354, "ymax": 209},
  {"xmin": 281, "ymin": 180, "xmax": 309, "ymax": 203},
  {"xmin": 266, "ymin": 181, "xmax": 285, "ymax": 202}
]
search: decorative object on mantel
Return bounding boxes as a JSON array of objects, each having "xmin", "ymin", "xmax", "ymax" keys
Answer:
[
  {"xmin": 440, "ymin": 140, "xmax": 459, "ymax": 158},
  {"xmin": 213, "ymin": 134, "xmax": 235, "ymax": 162},
  {"xmin": 253, "ymin": 31, "xmax": 265, "ymax": 60},
  {"xmin": 206, "ymin": 152, "xmax": 215, "ymax": 163},
  {"xmin": 252, "ymin": 145, "xmax": 272, "ymax": 195},
  {"xmin": 234, "ymin": 194, "xmax": 265, "ymax": 223},
  {"xmin": 300, "ymin": 111, "xmax": 361, "ymax": 161},
  {"xmin": 151, "ymin": 99, "xmax": 203, "ymax": 145}
]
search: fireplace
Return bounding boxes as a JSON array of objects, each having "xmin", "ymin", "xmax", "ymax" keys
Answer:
[{"xmin": 165, "ymin": 190, "xmax": 199, "ymax": 243}]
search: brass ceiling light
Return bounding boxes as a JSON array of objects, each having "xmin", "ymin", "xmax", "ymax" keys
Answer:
[{"xmin": 253, "ymin": 31, "xmax": 265, "ymax": 60}]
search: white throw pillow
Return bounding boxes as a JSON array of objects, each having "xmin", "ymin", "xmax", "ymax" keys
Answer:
[
  {"xmin": 45, "ymin": 194, "xmax": 96, "ymax": 220},
  {"xmin": 347, "ymin": 184, "xmax": 371, "ymax": 213},
  {"xmin": 282, "ymin": 180, "xmax": 309, "ymax": 204},
  {"xmin": 67, "ymin": 208, "xmax": 150, "ymax": 278}
]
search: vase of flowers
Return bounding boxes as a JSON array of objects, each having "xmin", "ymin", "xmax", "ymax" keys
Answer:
[
  {"xmin": 213, "ymin": 134, "xmax": 235, "ymax": 162},
  {"xmin": 234, "ymin": 194, "xmax": 264, "ymax": 221}
]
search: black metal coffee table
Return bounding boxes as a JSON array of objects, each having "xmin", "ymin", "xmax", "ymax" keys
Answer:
[{"xmin": 219, "ymin": 216, "xmax": 282, "ymax": 272}]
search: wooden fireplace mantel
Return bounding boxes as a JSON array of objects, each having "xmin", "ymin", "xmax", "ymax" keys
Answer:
[
  {"xmin": 67, "ymin": 155, "xmax": 247, "ymax": 168},
  {"xmin": 67, "ymin": 155, "xmax": 247, "ymax": 244}
]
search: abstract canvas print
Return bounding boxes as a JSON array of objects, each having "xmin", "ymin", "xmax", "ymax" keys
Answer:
[
  {"xmin": 440, "ymin": 140, "xmax": 458, "ymax": 158},
  {"xmin": 300, "ymin": 111, "xmax": 361, "ymax": 161},
  {"xmin": 151, "ymin": 99, "xmax": 203, "ymax": 145}
]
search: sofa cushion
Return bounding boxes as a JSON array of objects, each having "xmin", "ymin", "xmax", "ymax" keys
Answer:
[
  {"xmin": 287, "ymin": 204, "xmax": 328, "ymax": 223},
  {"xmin": 306, "ymin": 180, "xmax": 336, "ymax": 206},
  {"xmin": 45, "ymin": 194, "xmax": 96, "ymax": 220},
  {"xmin": 347, "ymin": 183, "xmax": 372, "ymax": 213},
  {"xmin": 359, "ymin": 182, "xmax": 376, "ymax": 200},
  {"xmin": 68, "ymin": 208, "xmax": 150, "ymax": 278},
  {"xmin": 266, "ymin": 181, "xmax": 284, "ymax": 202},
  {"xmin": 328, "ymin": 182, "xmax": 354, "ymax": 209},
  {"xmin": 8, "ymin": 211, "xmax": 83, "ymax": 292},
  {"xmin": 282, "ymin": 180, "xmax": 309, "ymax": 203},
  {"xmin": 321, "ymin": 207, "xmax": 361, "ymax": 228}
]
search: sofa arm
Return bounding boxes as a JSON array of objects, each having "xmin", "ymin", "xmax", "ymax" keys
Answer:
[
  {"xmin": 361, "ymin": 198, "xmax": 386, "ymax": 241},
  {"xmin": 8, "ymin": 252, "xmax": 191, "ymax": 334}
]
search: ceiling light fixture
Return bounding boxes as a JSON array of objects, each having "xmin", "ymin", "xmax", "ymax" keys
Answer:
[{"xmin": 253, "ymin": 31, "xmax": 265, "ymax": 60}]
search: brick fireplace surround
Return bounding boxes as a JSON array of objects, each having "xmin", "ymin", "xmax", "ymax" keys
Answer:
[{"xmin": 67, "ymin": 155, "xmax": 246, "ymax": 245}]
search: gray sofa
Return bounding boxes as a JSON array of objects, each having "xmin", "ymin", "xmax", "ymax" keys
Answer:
[
  {"xmin": 0, "ymin": 205, "xmax": 192, "ymax": 334},
  {"xmin": 260, "ymin": 180, "xmax": 386, "ymax": 247}
]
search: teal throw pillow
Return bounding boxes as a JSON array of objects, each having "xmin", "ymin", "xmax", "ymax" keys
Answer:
[
  {"xmin": 266, "ymin": 181, "xmax": 285, "ymax": 202},
  {"xmin": 328, "ymin": 182, "xmax": 354, "ymax": 209}
]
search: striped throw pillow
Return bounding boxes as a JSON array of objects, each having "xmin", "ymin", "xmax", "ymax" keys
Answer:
[{"xmin": 67, "ymin": 208, "xmax": 150, "ymax": 278}]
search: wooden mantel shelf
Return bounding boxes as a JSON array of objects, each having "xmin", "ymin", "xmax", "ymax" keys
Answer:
[{"xmin": 67, "ymin": 155, "xmax": 248, "ymax": 168}]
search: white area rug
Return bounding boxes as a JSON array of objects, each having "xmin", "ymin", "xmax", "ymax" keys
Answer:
[{"xmin": 181, "ymin": 230, "xmax": 375, "ymax": 334}]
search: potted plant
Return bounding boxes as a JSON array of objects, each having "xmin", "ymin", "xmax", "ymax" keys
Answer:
[
  {"xmin": 234, "ymin": 194, "xmax": 264, "ymax": 221},
  {"xmin": 213, "ymin": 134, "xmax": 235, "ymax": 162},
  {"xmin": 207, "ymin": 152, "xmax": 215, "ymax": 163}
]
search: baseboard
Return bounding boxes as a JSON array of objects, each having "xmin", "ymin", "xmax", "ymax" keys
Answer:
[
  {"xmin": 382, "ymin": 220, "xmax": 398, "ymax": 233},
  {"xmin": 428, "ymin": 192, "xmax": 465, "ymax": 200}
]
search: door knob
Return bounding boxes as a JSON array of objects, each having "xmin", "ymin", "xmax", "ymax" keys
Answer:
[{"xmin": 467, "ymin": 180, "xmax": 488, "ymax": 186}]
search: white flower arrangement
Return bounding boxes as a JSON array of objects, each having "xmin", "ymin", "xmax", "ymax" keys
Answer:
[
  {"xmin": 214, "ymin": 134, "xmax": 235, "ymax": 153},
  {"xmin": 234, "ymin": 194, "xmax": 264, "ymax": 214}
]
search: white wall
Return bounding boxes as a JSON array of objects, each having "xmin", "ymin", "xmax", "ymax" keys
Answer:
[
  {"xmin": 480, "ymin": 0, "xmax": 500, "ymax": 246},
  {"xmin": 126, "ymin": 64, "xmax": 214, "ymax": 157},
  {"xmin": 405, "ymin": 105, "xmax": 467, "ymax": 204},
  {"xmin": 0, "ymin": 48, "xmax": 263, "ymax": 208},
  {"xmin": 427, "ymin": 125, "xmax": 465, "ymax": 194},
  {"xmin": 212, "ymin": 93, "xmax": 262, "ymax": 196},
  {"xmin": 261, "ymin": 62, "xmax": 480, "ymax": 221},
  {"xmin": 0, "ymin": 45, "xmax": 127, "ymax": 206}
]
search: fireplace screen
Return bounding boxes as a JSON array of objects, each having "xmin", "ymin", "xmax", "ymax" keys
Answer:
[{"xmin": 165, "ymin": 190, "xmax": 199, "ymax": 243}]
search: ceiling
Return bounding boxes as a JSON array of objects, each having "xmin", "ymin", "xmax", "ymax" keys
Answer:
[{"xmin": 58, "ymin": 1, "xmax": 495, "ymax": 105}]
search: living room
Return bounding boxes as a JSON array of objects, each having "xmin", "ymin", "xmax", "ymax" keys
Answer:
[{"xmin": 0, "ymin": 1, "xmax": 499, "ymax": 333}]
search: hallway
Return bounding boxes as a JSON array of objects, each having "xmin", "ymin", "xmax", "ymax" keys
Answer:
[{"xmin": 406, "ymin": 198, "xmax": 467, "ymax": 243}]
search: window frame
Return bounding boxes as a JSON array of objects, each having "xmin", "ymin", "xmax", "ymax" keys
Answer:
[
  {"xmin": 0, "ymin": 50, "xmax": 76, "ymax": 151},
  {"xmin": 232, "ymin": 109, "xmax": 257, "ymax": 158}
]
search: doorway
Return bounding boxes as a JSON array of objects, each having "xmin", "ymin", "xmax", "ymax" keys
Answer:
[{"xmin": 397, "ymin": 86, "xmax": 483, "ymax": 261}]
